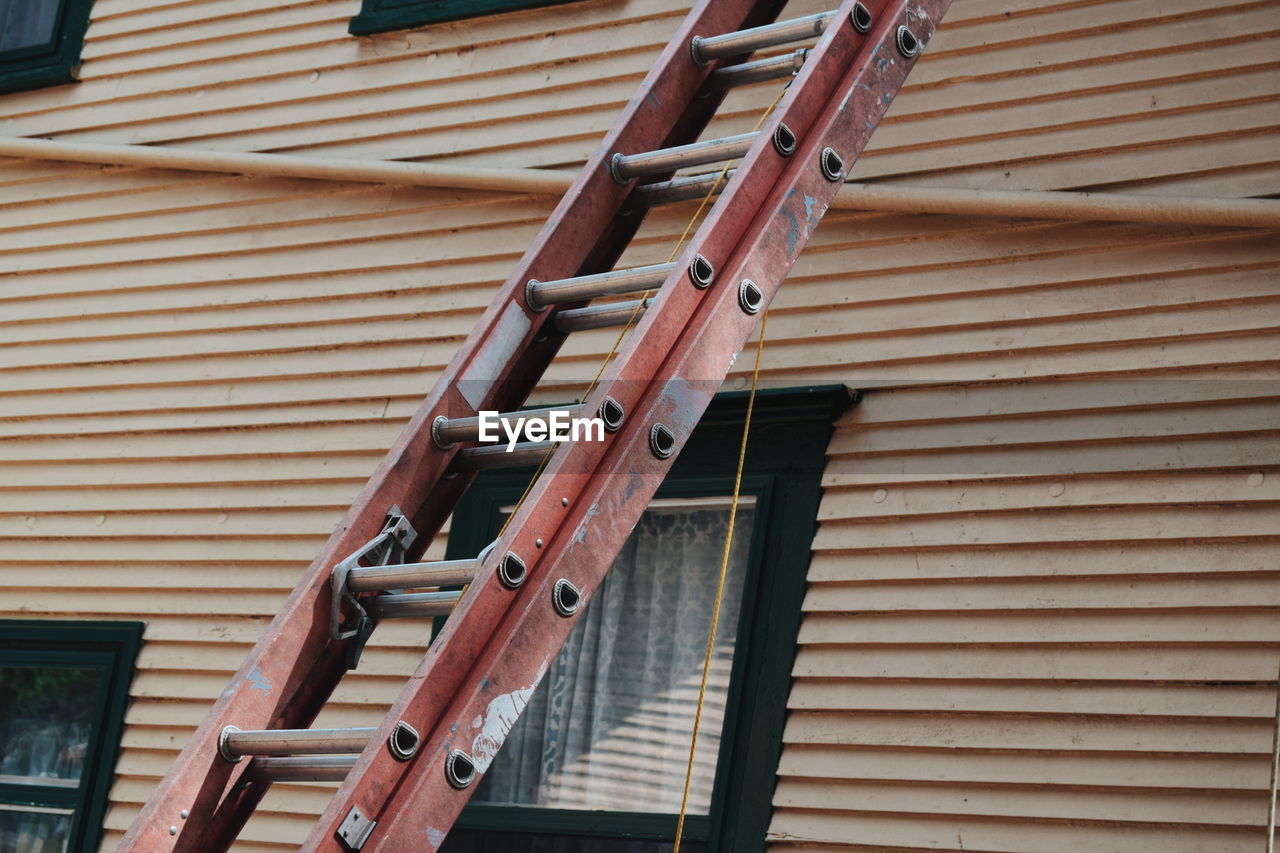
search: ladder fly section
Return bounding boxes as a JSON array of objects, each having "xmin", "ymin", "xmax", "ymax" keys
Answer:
[{"xmin": 117, "ymin": 1, "xmax": 949, "ymax": 851}]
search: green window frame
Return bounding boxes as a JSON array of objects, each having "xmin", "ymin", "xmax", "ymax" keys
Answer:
[
  {"xmin": 349, "ymin": 0, "xmax": 590, "ymax": 37},
  {"xmin": 0, "ymin": 0, "xmax": 96, "ymax": 95},
  {"xmin": 440, "ymin": 385, "xmax": 853, "ymax": 851},
  {"xmin": 0, "ymin": 619, "xmax": 142, "ymax": 853}
]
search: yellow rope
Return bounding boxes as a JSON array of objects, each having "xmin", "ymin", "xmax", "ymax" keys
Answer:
[
  {"xmin": 673, "ymin": 307, "xmax": 768, "ymax": 852},
  {"xmin": 667, "ymin": 85, "xmax": 788, "ymax": 853}
]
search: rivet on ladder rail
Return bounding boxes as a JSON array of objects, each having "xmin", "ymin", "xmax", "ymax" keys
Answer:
[
  {"xmin": 431, "ymin": 415, "xmax": 454, "ymax": 450},
  {"xmin": 896, "ymin": 25, "xmax": 919, "ymax": 58},
  {"xmin": 599, "ymin": 396, "xmax": 625, "ymax": 432},
  {"xmin": 524, "ymin": 279, "xmax": 548, "ymax": 312},
  {"xmin": 498, "ymin": 552, "xmax": 527, "ymax": 589},
  {"xmin": 772, "ymin": 123, "xmax": 797, "ymax": 156},
  {"xmin": 553, "ymin": 579, "xmax": 582, "ymax": 616},
  {"xmin": 689, "ymin": 254, "xmax": 714, "ymax": 289},
  {"xmin": 445, "ymin": 750, "xmax": 477, "ymax": 789},
  {"xmin": 387, "ymin": 721, "xmax": 420, "ymax": 761},
  {"xmin": 218, "ymin": 726, "xmax": 244, "ymax": 764},
  {"xmin": 649, "ymin": 423, "xmax": 676, "ymax": 459},
  {"xmin": 851, "ymin": 2, "xmax": 872, "ymax": 33},
  {"xmin": 820, "ymin": 147, "xmax": 845, "ymax": 182},
  {"xmin": 739, "ymin": 279, "xmax": 763, "ymax": 315}
]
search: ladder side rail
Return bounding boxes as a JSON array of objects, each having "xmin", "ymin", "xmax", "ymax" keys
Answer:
[
  {"xmin": 117, "ymin": 2, "xmax": 789, "ymax": 850},
  {"xmin": 305, "ymin": 0, "xmax": 947, "ymax": 848}
]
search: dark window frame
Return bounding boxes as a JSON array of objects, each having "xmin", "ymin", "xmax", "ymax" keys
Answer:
[
  {"xmin": 0, "ymin": 619, "xmax": 143, "ymax": 853},
  {"xmin": 441, "ymin": 385, "xmax": 853, "ymax": 852},
  {"xmin": 349, "ymin": 0, "xmax": 591, "ymax": 37},
  {"xmin": 0, "ymin": 0, "xmax": 96, "ymax": 95}
]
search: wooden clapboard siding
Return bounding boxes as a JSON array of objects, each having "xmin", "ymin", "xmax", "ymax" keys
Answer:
[
  {"xmin": 778, "ymin": 374, "xmax": 1280, "ymax": 851},
  {"xmin": 0, "ymin": 161, "xmax": 1272, "ymax": 851},
  {"xmin": 0, "ymin": 0, "xmax": 1275, "ymax": 193},
  {"xmin": 0, "ymin": 0, "xmax": 1277, "ymax": 851}
]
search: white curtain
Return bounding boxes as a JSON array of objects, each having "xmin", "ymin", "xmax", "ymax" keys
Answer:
[{"xmin": 474, "ymin": 498, "xmax": 755, "ymax": 814}]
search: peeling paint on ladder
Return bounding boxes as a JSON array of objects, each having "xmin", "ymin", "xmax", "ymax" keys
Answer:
[
  {"xmin": 246, "ymin": 666, "xmax": 271, "ymax": 693},
  {"xmin": 469, "ymin": 685, "xmax": 536, "ymax": 772}
]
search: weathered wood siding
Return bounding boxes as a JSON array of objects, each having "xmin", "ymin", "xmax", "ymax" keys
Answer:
[{"xmin": 0, "ymin": 0, "xmax": 1277, "ymax": 849}]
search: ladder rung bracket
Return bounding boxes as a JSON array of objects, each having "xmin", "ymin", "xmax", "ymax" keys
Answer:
[
  {"xmin": 610, "ymin": 132, "xmax": 759, "ymax": 183},
  {"xmin": 219, "ymin": 727, "xmax": 375, "ymax": 761},
  {"xmin": 308, "ymin": 0, "xmax": 948, "ymax": 847},
  {"xmin": 706, "ymin": 48, "xmax": 808, "ymax": 91},
  {"xmin": 251, "ymin": 756, "xmax": 356, "ymax": 784},
  {"xmin": 525, "ymin": 263, "xmax": 674, "ymax": 310},
  {"xmin": 691, "ymin": 10, "xmax": 835, "ymax": 64}
]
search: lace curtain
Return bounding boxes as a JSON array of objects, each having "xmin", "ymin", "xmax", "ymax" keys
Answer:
[{"xmin": 472, "ymin": 498, "xmax": 755, "ymax": 814}]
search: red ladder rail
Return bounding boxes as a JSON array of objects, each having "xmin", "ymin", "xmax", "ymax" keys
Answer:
[
  {"xmin": 117, "ymin": 1, "xmax": 793, "ymax": 850},
  {"xmin": 306, "ymin": 0, "xmax": 949, "ymax": 850}
]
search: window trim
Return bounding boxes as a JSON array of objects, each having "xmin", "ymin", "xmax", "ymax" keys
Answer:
[
  {"xmin": 0, "ymin": 619, "xmax": 143, "ymax": 853},
  {"xmin": 442, "ymin": 384, "xmax": 853, "ymax": 851},
  {"xmin": 349, "ymin": 0, "xmax": 591, "ymax": 37},
  {"xmin": 0, "ymin": 0, "xmax": 96, "ymax": 96}
]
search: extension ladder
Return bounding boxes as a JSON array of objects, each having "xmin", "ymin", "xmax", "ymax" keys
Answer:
[{"xmin": 118, "ymin": 0, "xmax": 948, "ymax": 849}]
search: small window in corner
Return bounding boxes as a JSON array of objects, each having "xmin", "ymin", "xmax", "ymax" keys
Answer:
[
  {"xmin": 0, "ymin": 620, "xmax": 142, "ymax": 853},
  {"xmin": 0, "ymin": 0, "xmax": 96, "ymax": 95},
  {"xmin": 350, "ymin": 0, "xmax": 589, "ymax": 37}
]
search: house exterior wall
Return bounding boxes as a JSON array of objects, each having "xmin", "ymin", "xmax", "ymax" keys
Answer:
[{"xmin": 0, "ymin": 0, "xmax": 1276, "ymax": 850}]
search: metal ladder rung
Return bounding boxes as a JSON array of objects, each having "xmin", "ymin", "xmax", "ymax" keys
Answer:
[
  {"xmin": 610, "ymin": 132, "xmax": 758, "ymax": 183},
  {"xmin": 451, "ymin": 441, "xmax": 556, "ymax": 472},
  {"xmin": 251, "ymin": 756, "xmax": 357, "ymax": 783},
  {"xmin": 707, "ymin": 49, "xmax": 808, "ymax": 91},
  {"xmin": 433, "ymin": 404, "xmax": 586, "ymax": 447},
  {"xmin": 526, "ymin": 263, "xmax": 674, "ymax": 310},
  {"xmin": 634, "ymin": 169, "xmax": 736, "ymax": 207},
  {"xmin": 368, "ymin": 590, "xmax": 463, "ymax": 620},
  {"xmin": 346, "ymin": 557, "xmax": 479, "ymax": 593},
  {"xmin": 691, "ymin": 10, "xmax": 834, "ymax": 64},
  {"xmin": 554, "ymin": 298, "xmax": 649, "ymax": 333},
  {"xmin": 218, "ymin": 727, "xmax": 375, "ymax": 762}
]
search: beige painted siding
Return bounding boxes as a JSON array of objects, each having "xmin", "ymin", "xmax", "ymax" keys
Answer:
[
  {"xmin": 0, "ymin": 0, "xmax": 1274, "ymax": 191},
  {"xmin": 781, "ymin": 383, "xmax": 1280, "ymax": 851},
  {"xmin": 1, "ymin": 0, "xmax": 1277, "ymax": 850}
]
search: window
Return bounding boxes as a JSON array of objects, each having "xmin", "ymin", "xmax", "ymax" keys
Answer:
[
  {"xmin": 0, "ymin": 620, "xmax": 142, "ymax": 853},
  {"xmin": 349, "ymin": 0, "xmax": 589, "ymax": 37},
  {"xmin": 0, "ymin": 0, "xmax": 95, "ymax": 95},
  {"xmin": 438, "ymin": 386, "xmax": 852, "ymax": 852}
]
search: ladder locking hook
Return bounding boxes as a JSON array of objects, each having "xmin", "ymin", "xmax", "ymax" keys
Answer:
[{"xmin": 329, "ymin": 507, "xmax": 418, "ymax": 669}]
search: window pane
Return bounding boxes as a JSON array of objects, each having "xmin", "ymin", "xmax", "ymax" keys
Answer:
[
  {"xmin": 0, "ymin": 0, "xmax": 61, "ymax": 53},
  {"xmin": 0, "ymin": 666, "xmax": 104, "ymax": 785},
  {"xmin": 473, "ymin": 499, "xmax": 755, "ymax": 814},
  {"xmin": 0, "ymin": 807, "xmax": 72, "ymax": 853},
  {"xmin": 441, "ymin": 829, "xmax": 703, "ymax": 853}
]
